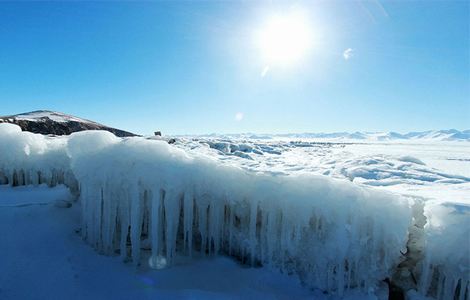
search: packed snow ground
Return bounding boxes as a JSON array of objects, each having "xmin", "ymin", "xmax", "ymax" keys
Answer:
[{"xmin": 1, "ymin": 123, "xmax": 469, "ymax": 299}]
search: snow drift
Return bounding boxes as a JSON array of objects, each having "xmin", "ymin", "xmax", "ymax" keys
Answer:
[{"xmin": 1, "ymin": 123, "xmax": 468, "ymax": 298}]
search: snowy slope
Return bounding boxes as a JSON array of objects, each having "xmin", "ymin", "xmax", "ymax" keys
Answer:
[{"xmin": 0, "ymin": 110, "xmax": 137, "ymax": 137}]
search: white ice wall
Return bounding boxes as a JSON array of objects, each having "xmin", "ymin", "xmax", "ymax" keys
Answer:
[
  {"xmin": 418, "ymin": 202, "xmax": 469, "ymax": 300},
  {"xmin": 67, "ymin": 130, "xmax": 411, "ymax": 295},
  {"xmin": 0, "ymin": 123, "xmax": 76, "ymax": 189}
]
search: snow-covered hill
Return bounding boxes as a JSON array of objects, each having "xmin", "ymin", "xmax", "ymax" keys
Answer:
[{"xmin": 0, "ymin": 110, "xmax": 137, "ymax": 137}]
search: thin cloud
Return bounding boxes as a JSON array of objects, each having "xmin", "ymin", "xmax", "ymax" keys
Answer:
[{"xmin": 343, "ymin": 48, "xmax": 354, "ymax": 60}]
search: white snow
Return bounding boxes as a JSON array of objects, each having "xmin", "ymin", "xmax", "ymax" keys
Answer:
[
  {"xmin": 2, "ymin": 110, "xmax": 100, "ymax": 124},
  {"xmin": 1, "ymin": 123, "xmax": 469, "ymax": 299}
]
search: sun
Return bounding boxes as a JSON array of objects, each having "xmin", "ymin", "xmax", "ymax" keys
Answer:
[{"xmin": 255, "ymin": 11, "xmax": 313, "ymax": 67}]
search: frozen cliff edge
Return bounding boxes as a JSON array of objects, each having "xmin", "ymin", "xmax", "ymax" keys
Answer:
[{"xmin": 0, "ymin": 123, "xmax": 468, "ymax": 299}]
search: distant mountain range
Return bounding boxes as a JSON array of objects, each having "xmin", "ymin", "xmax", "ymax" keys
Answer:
[
  {"xmin": 271, "ymin": 130, "xmax": 470, "ymax": 141},
  {"xmin": 0, "ymin": 110, "xmax": 137, "ymax": 137},
  {"xmin": 187, "ymin": 130, "xmax": 470, "ymax": 142}
]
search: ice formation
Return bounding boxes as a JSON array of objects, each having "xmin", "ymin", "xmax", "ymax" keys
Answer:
[
  {"xmin": 0, "ymin": 123, "xmax": 76, "ymax": 189},
  {"xmin": 1, "ymin": 123, "xmax": 468, "ymax": 299},
  {"xmin": 418, "ymin": 202, "xmax": 469, "ymax": 300},
  {"xmin": 67, "ymin": 130, "xmax": 412, "ymax": 294}
]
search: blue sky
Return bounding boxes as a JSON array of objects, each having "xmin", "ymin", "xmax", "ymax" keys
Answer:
[{"xmin": 0, "ymin": 1, "xmax": 468, "ymax": 135}]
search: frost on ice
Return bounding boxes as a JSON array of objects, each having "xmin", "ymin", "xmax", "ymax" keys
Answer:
[{"xmin": 0, "ymin": 123, "xmax": 468, "ymax": 299}]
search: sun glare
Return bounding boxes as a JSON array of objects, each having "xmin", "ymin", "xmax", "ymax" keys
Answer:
[{"xmin": 256, "ymin": 11, "xmax": 313, "ymax": 66}]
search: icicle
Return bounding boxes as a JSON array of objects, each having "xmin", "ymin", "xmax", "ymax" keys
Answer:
[
  {"xmin": 346, "ymin": 259, "xmax": 352, "ymax": 290},
  {"xmin": 208, "ymin": 199, "xmax": 223, "ymax": 255},
  {"xmin": 458, "ymin": 279, "xmax": 468, "ymax": 300},
  {"xmin": 119, "ymin": 196, "xmax": 130, "ymax": 261},
  {"xmin": 259, "ymin": 211, "xmax": 268, "ymax": 264},
  {"xmin": 228, "ymin": 205, "xmax": 234, "ymax": 256},
  {"xmin": 183, "ymin": 191, "xmax": 194, "ymax": 256},
  {"xmin": 87, "ymin": 184, "xmax": 101, "ymax": 247},
  {"xmin": 197, "ymin": 197, "xmax": 209, "ymax": 254},
  {"xmin": 101, "ymin": 184, "xmax": 111, "ymax": 252},
  {"xmin": 150, "ymin": 189, "xmax": 160, "ymax": 261},
  {"xmin": 436, "ymin": 270, "xmax": 444, "ymax": 300},
  {"xmin": 249, "ymin": 200, "xmax": 258, "ymax": 266},
  {"xmin": 130, "ymin": 184, "xmax": 143, "ymax": 265},
  {"xmin": 419, "ymin": 257, "xmax": 432, "ymax": 295},
  {"xmin": 79, "ymin": 184, "xmax": 88, "ymax": 239},
  {"xmin": 337, "ymin": 260, "xmax": 345, "ymax": 297},
  {"xmin": 163, "ymin": 189, "xmax": 181, "ymax": 263}
]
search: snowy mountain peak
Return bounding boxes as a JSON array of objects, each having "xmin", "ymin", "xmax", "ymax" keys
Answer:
[
  {"xmin": 9, "ymin": 110, "xmax": 100, "ymax": 124},
  {"xmin": 0, "ymin": 110, "xmax": 137, "ymax": 137}
]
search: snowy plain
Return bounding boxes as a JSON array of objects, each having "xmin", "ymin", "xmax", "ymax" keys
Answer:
[
  {"xmin": 0, "ymin": 123, "xmax": 469, "ymax": 299},
  {"xmin": 173, "ymin": 137, "xmax": 470, "ymax": 204}
]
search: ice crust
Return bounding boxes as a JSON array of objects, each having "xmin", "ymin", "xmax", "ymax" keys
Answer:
[{"xmin": 0, "ymin": 123, "xmax": 468, "ymax": 298}]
